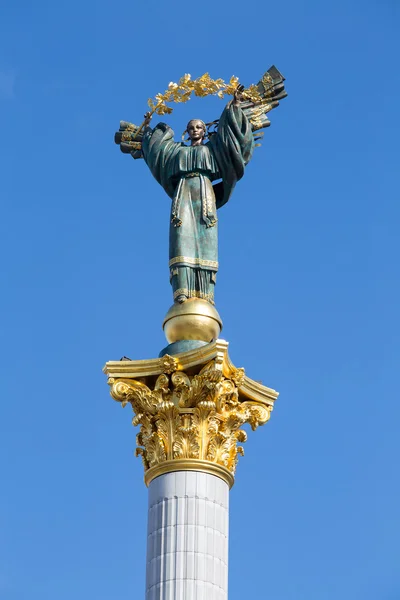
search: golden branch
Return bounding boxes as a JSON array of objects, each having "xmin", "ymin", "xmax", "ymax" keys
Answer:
[{"xmin": 147, "ymin": 73, "xmax": 262, "ymax": 117}]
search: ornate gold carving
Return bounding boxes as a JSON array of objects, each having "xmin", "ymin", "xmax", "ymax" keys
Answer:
[
  {"xmin": 159, "ymin": 354, "xmax": 178, "ymax": 374},
  {"xmin": 108, "ymin": 358, "xmax": 273, "ymax": 485}
]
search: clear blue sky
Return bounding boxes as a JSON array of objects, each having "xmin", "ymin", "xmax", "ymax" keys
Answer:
[{"xmin": 1, "ymin": 0, "xmax": 399, "ymax": 598}]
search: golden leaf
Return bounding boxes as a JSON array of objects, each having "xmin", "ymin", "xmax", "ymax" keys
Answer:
[
  {"xmin": 173, "ymin": 428, "xmax": 199, "ymax": 459},
  {"xmin": 146, "ymin": 434, "xmax": 166, "ymax": 467},
  {"xmin": 193, "ymin": 401, "xmax": 219, "ymax": 460},
  {"xmin": 156, "ymin": 401, "xmax": 180, "ymax": 460},
  {"xmin": 179, "ymin": 73, "xmax": 191, "ymax": 85}
]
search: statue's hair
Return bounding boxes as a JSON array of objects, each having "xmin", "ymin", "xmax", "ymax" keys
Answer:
[{"xmin": 186, "ymin": 119, "xmax": 207, "ymax": 136}]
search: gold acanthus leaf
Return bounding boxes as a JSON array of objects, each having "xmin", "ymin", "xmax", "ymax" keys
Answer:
[
  {"xmin": 192, "ymin": 400, "xmax": 220, "ymax": 461},
  {"xmin": 173, "ymin": 427, "xmax": 199, "ymax": 460},
  {"xmin": 146, "ymin": 434, "xmax": 167, "ymax": 468},
  {"xmin": 155, "ymin": 400, "xmax": 180, "ymax": 461},
  {"xmin": 207, "ymin": 432, "xmax": 234, "ymax": 468}
]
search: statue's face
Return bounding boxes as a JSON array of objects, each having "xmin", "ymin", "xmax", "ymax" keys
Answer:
[{"xmin": 187, "ymin": 120, "xmax": 205, "ymax": 144}]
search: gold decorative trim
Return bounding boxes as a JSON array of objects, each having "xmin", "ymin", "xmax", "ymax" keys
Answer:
[
  {"xmin": 183, "ymin": 172, "xmax": 201, "ymax": 179},
  {"xmin": 144, "ymin": 459, "xmax": 235, "ymax": 488},
  {"xmin": 169, "ymin": 256, "xmax": 219, "ymax": 269}
]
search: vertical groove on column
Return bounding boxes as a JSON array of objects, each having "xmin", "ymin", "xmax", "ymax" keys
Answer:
[
  {"xmin": 160, "ymin": 498, "xmax": 165, "ymax": 599},
  {"xmin": 184, "ymin": 493, "xmax": 188, "ymax": 600},
  {"xmin": 193, "ymin": 472, "xmax": 198, "ymax": 599}
]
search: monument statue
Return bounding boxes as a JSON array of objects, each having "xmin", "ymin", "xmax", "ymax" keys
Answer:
[
  {"xmin": 115, "ymin": 67, "xmax": 287, "ymax": 309},
  {"xmin": 106, "ymin": 68, "xmax": 287, "ymax": 599}
]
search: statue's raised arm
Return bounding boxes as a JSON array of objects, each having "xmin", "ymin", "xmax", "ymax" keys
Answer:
[{"xmin": 209, "ymin": 86, "xmax": 255, "ymax": 210}]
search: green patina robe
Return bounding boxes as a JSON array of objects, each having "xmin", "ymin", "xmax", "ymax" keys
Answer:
[{"xmin": 142, "ymin": 103, "xmax": 254, "ymax": 304}]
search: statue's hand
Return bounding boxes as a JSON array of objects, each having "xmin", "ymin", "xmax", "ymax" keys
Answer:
[
  {"xmin": 233, "ymin": 84, "xmax": 245, "ymax": 106},
  {"xmin": 144, "ymin": 111, "xmax": 153, "ymax": 126}
]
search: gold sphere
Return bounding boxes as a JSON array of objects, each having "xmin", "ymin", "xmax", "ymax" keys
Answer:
[{"xmin": 163, "ymin": 298, "xmax": 223, "ymax": 343}]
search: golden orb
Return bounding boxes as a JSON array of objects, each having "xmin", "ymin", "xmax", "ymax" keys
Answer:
[{"xmin": 163, "ymin": 298, "xmax": 223, "ymax": 343}]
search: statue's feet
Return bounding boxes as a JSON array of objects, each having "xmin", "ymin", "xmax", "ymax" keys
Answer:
[{"xmin": 176, "ymin": 294, "xmax": 188, "ymax": 304}]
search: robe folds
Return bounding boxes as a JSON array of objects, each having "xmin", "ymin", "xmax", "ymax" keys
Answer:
[{"xmin": 141, "ymin": 103, "xmax": 254, "ymax": 304}]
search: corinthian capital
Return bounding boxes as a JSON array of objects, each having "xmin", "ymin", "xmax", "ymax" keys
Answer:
[{"xmin": 104, "ymin": 340, "xmax": 278, "ymax": 487}]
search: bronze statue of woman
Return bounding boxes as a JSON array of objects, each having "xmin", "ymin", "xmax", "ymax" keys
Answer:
[
  {"xmin": 115, "ymin": 67, "xmax": 287, "ymax": 308},
  {"xmin": 141, "ymin": 85, "xmax": 252, "ymax": 306}
]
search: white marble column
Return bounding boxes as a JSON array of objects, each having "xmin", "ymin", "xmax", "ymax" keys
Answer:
[{"xmin": 145, "ymin": 470, "xmax": 229, "ymax": 600}]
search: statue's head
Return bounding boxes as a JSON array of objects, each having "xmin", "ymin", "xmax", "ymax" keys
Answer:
[{"xmin": 186, "ymin": 119, "xmax": 206, "ymax": 145}]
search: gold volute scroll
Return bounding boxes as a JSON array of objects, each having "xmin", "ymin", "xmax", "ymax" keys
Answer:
[{"xmin": 104, "ymin": 340, "xmax": 278, "ymax": 487}]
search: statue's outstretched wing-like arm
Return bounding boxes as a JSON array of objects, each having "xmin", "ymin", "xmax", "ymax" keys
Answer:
[
  {"xmin": 240, "ymin": 65, "xmax": 287, "ymax": 133},
  {"xmin": 208, "ymin": 66, "xmax": 287, "ymax": 210}
]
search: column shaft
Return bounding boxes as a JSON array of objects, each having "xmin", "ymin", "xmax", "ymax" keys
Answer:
[{"xmin": 146, "ymin": 471, "xmax": 229, "ymax": 600}]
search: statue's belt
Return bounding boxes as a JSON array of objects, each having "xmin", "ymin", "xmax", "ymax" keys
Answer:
[
  {"xmin": 169, "ymin": 256, "xmax": 219, "ymax": 269},
  {"xmin": 182, "ymin": 172, "xmax": 210, "ymax": 179}
]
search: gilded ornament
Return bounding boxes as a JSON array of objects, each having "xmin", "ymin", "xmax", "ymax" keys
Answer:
[
  {"xmin": 108, "ymin": 356, "xmax": 274, "ymax": 485},
  {"xmin": 159, "ymin": 354, "xmax": 178, "ymax": 374},
  {"xmin": 146, "ymin": 73, "xmax": 263, "ymax": 121},
  {"xmin": 163, "ymin": 298, "xmax": 222, "ymax": 343}
]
